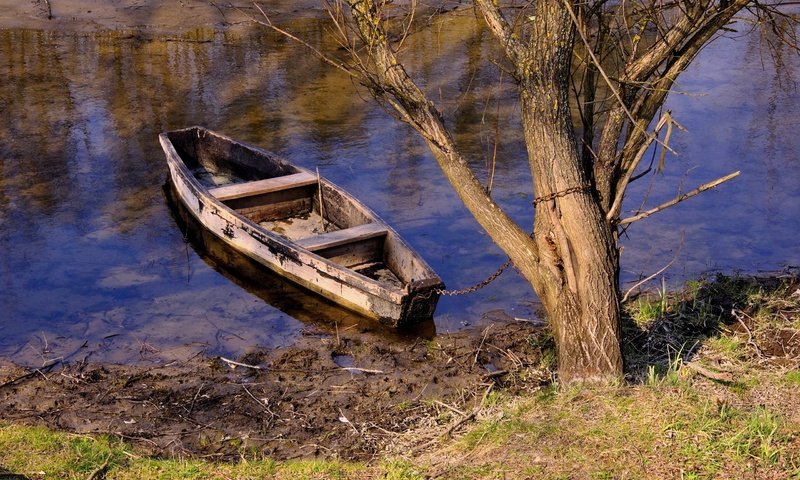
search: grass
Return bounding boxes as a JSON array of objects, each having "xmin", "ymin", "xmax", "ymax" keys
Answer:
[
  {"xmin": 1, "ymin": 273, "xmax": 798, "ymax": 479},
  {"xmin": 441, "ymin": 376, "xmax": 799, "ymax": 479},
  {"xmin": 0, "ymin": 426, "xmax": 368, "ymax": 479}
]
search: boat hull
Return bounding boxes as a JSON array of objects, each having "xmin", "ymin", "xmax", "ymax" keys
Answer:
[{"xmin": 160, "ymin": 127, "xmax": 442, "ymax": 326}]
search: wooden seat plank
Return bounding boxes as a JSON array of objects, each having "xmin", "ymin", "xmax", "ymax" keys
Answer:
[
  {"xmin": 209, "ymin": 171, "xmax": 317, "ymax": 201},
  {"xmin": 296, "ymin": 223, "xmax": 388, "ymax": 252}
]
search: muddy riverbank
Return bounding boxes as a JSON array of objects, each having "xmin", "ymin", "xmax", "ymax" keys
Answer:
[
  {"xmin": 0, "ymin": 321, "xmax": 548, "ymax": 460},
  {"xmin": 0, "ymin": 0, "xmax": 324, "ymax": 32}
]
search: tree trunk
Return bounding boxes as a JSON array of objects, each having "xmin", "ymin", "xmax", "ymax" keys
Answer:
[
  {"xmin": 345, "ymin": 0, "xmax": 624, "ymax": 382},
  {"xmin": 514, "ymin": 0, "xmax": 623, "ymax": 381}
]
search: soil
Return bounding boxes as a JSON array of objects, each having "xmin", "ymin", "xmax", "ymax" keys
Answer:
[{"xmin": 0, "ymin": 322, "xmax": 549, "ymax": 460}]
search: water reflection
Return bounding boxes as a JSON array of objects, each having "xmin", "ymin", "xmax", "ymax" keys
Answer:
[{"xmin": 1, "ymin": 13, "xmax": 798, "ymax": 365}]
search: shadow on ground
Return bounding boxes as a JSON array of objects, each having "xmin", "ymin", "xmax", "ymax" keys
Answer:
[{"xmin": 622, "ymin": 271, "xmax": 800, "ymax": 382}]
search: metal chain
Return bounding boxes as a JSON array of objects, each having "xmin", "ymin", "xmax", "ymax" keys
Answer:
[
  {"xmin": 435, "ymin": 259, "xmax": 513, "ymax": 296},
  {"xmin": 431, "ymin": 183, "xmax": 590, "ymax": 298},
  {"xmin": 533, "ymin": 182, "xmax": 592, "ymax": 206}
]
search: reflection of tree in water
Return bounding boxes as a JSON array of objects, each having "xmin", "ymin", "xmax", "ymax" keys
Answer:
[
  {"xmin": 741, "ymin": 23, "xmax": 800, "ymax": 220},
  {"xmin": 0, "ymin": 30, "xmax": 78, "ymax": 219}
]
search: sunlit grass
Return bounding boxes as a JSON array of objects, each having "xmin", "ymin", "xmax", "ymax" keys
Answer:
[
  {"xmin": 447, "ymin": 380, "xmax": 799, "ymax": 479},
  {"xmin": 0, "ymin": 422, "xmax": 371, "ymax": 480}
]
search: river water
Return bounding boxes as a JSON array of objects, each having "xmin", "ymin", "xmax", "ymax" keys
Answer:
[{"xmin": 1, "ymin": 11, "xmax": 798, "ymax": 365}]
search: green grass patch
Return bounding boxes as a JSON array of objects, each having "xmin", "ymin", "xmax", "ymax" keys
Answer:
[
  {"xmin": 0, "ymin": 422, "xmax": 369, "ymax": 480},
  {"xmin": 448, "ymin": 375, "xmax": 799, "ymax": 479},
  {"xmin": 0, "ymin": 423, "xmax": 128, "ymax": 479},
  {"xmin": 784, "ymin": 370, "xmax": 800, "ymax": 385}
]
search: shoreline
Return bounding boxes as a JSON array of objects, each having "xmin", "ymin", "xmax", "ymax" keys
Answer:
[{"xmin": 0, "ymin": 0, "xmax": 326, "ymax": 33}]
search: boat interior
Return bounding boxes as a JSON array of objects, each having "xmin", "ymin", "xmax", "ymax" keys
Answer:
[{"xmin": 167, "ymin": 129, "xmax": 411, "ymax": 288}]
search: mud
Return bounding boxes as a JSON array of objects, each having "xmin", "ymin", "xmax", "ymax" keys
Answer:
[{"xmin": 0, "ymin": 322, "xmax": 550, "ymax": 460}]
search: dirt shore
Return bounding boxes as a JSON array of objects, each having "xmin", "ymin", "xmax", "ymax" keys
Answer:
[
  {"xmin": 0, "ymin": 322, "xmax": 549, "ymax": 460},
  {"xmin": 0, "ymin": 0, "xmax": 327, "ymax": 32}
]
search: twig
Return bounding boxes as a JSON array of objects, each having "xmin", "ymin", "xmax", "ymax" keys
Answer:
[
  {"xmin": 444, "ymin": 411, "xmax": 476, "ymax": 437},
  {"xmin": 482, "ymin": 369, "xmax": 509, "ymax": 380},
  {"xmin": 618, "ymin": 171, "xmax": 740, "ymax": 225},
  {"xmin": 622, "ymin": 258, "xmax": 677, "ymax": 304},
  {"xmin": 246, "ymin": 2, "xmax": 355, "ymax": 77},
  {"xmin": 85, "ymin": 453, "xmax": 111, "ymax": 480},
  {"xmin": 43, "ymin": 0, "xmax": 52, "ymax": 19},
  {"xmin": 0, "ymin": 362, "xmax": 59, "ymax": 389},
  {"xmin": 473, "ymin": 324, "xmax": 493, "ymax": 366},
  {"xmin": 445, "ymin": 384, "xmax": 493, "ymax": 437},
  {"xmin": 219, "ymin": 356, "xmax": 263, "ymax": 370},
  {"xmin": 732, "ymin": 309, "xmax": 765, "ymax": 357},
  {"xmin": 340, "ymin": 367, "xmax": 384, "ymax": 374},
  {"xmin": 434, "ymin": 400, "xmax": 466, "ymax": 416},
  {"xmin": 241, "ymin": 384, "xmax": 275, "ymax": 418},
  {"xmin": 187, "ymin": 382, "xmax": 205, "ymax": 417},
  {"xmin": 338, "ymin": 409, "xmax": 360, "ymax": 434}
]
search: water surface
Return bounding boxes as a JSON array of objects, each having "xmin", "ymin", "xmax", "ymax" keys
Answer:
[{"xmin": 1, "ymin": 14, "xmax": 798, "ymax": 365}]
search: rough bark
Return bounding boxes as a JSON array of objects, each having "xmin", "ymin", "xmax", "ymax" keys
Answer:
[{"xmin": 508, "ymin": 0, "xmax": 623, "ymax": 380}]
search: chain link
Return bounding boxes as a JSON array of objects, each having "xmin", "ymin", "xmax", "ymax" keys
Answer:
[
  {"xmin": 533, "ymin": 182, "xmax": 592, "ymax": 206},
  {"xmin": 434, "ymin": 259, "xmax": 513, "ymax": 296}
]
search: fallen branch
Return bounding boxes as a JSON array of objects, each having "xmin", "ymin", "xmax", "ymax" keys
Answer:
[
  {"xmin": 684, "ymin": 362, "xmax": 734, "ymax": 383},
  {"xmin": 618, "ymin": 171, "xmax": 740, "ymax": 225},
  {"xmin": 219, "ymin": 356, "xmax": 263, "ymax": 370},
  {"xmin": 85, "ymin": 454, "xmax": 111, "ymax": 480}
]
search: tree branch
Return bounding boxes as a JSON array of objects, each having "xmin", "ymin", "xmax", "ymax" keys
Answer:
[
  {"xmin": 341, "ymin": 0, "xmax": 543, "ymax": 281},
  {"xmin": 606, "ymin": 112, "xmax": 672, "ymax": 221},
  {"xmin": 617, "ymin": 170, "xmax": 740, "ymax": 225},
  {"xmin": 474, "ymin": 0, "xmax": 527, "ymax": 69},
  {"xmin": 246, "ymin": 2, "xmax": 356, "ymax": 78}
]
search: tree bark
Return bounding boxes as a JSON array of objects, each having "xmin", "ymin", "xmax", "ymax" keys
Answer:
[{"xmin": 510, "ymin": 0, "xmax": 623, "ymax": 381}]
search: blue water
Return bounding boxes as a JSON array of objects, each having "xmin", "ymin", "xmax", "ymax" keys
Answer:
[{"xmin": 1, "ymin": 16, "xmax": 797, "ymax": 365}]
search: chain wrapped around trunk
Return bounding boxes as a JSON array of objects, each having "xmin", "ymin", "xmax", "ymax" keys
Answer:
[
  {"xmin": 434, "ymin": 183, "xmax": 590, "ymax": 296},
  {"xmin": 533, "ymin": 182, "xmax": 592, "ymax": 206}
]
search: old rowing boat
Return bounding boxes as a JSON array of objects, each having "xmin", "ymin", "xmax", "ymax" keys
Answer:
[{"xmin": 159, "ymin": 126, "xmax": 443, "ymax": 326}]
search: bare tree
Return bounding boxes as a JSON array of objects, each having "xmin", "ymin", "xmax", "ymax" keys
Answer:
[{"xmin": 256, "ymin": 0, "xmax": 798, "ymax": 382}]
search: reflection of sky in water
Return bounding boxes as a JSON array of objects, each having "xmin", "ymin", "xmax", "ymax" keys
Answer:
[
  {"xmin": 0, "ymin": 18, "xmax": 798, "ymax": 365},
  {"xmin": 620, "ymin": 30, "xmax": 800, "ymax": 283}
]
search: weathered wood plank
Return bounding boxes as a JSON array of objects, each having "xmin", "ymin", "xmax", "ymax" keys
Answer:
[
  {"xmin": 312, "ymin": 237, "xmax": 384, "ymax": 268},
  {"xmin": 236, "ymin": 198, "xmax": 313, "ymax": 224},
  {"xmin": 296, "ymin": 223, "xmax": 387, "ymax": 252},
  {"xmin": 209, "ymin": 171, "xmax": 317, "ymax": 201}
]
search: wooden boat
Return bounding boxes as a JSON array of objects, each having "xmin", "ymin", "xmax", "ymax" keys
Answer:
[{"xmin": 159, "ymin": 126, "xmax": 443, "ymax": 326}]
